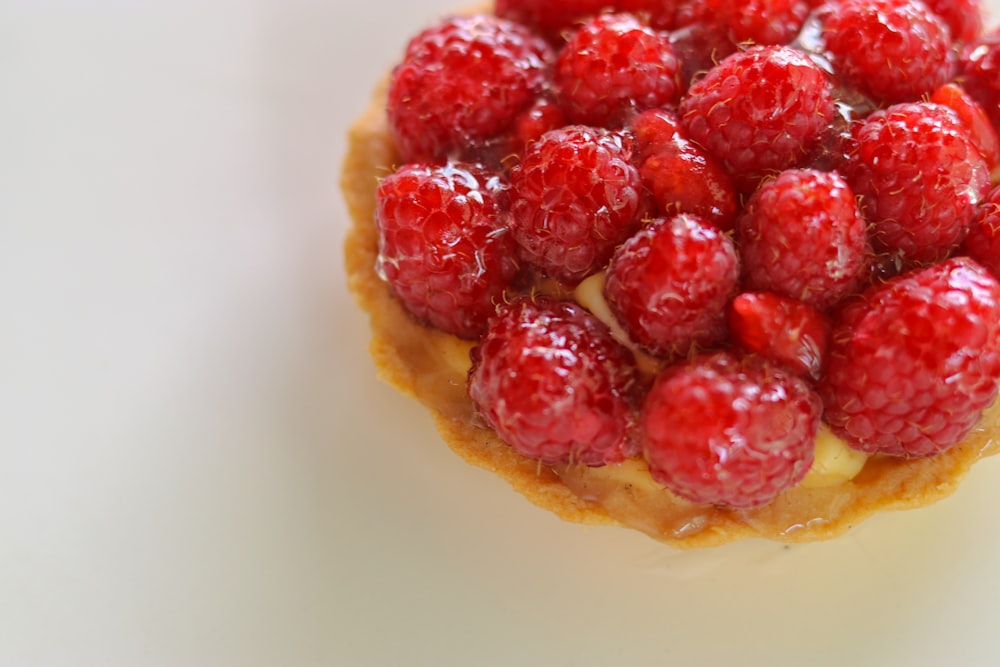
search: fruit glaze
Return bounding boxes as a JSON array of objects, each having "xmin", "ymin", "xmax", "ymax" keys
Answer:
[{"xmin": 343, "ymin": 0, "xmax": 1000, "ymax": 547}]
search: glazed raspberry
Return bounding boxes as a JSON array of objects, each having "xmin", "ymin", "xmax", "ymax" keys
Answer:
[
  {"xmin": 930, "ymin": 83, "xmax": 1000, "ymax": 168},
  {"xmin": 959, "ymin": 28, "xmax": 1000, "ymax": 132},
  {"xmin": 604, "ymin": 214, "xmax": 739, "ymax": 356},
  {"xmin": 820, "ymin": 257, "xmax": 1000, "ymax": 458},
  {"xmin": 387, "ymin": 15, "xmax": 553, "ymax": 164},
  {"xmin": 823, "ymin": 0, "xmax": 956, "ymax": 104},
  {"xmin": 496, "ymin": 0, "xmax": 683, "ymax": 40},
  {"xmin": 678, "ymin": 45, "xmax": 835, "ymax": 191},
  {"xmin": 495, "ymin": 0, "xmax": 614, "ymax": 40},
  {"xmin": 642, "ymin": 352, "xmax": 821, "ymax": 509},
  {"xmin": 728, "ymin": 292, "xmax": 830, "ymax": 380},
  {"xmin": 629, "ymin": 109, "xmax": 737, "ymax": 231},
  {"xmin": 964, "ymin": 186, "xmax": 1000, "ymax": 280},
  {"xmin": 668, "ymin": 22, "xmax": 739, "ymax": 90},
  {"xmin": 512, "ymin": 96, "xmax": 568, "ymax": 152},
  {"xmin": 508, "ymin": 125, "xmax": 645, "ymax": 285},
  {"xmin": 737, "ymin": 169, "xmax": 867, "ymax": 309},
  {"xmin": 924, "ymin": 0, "xmax": 983, "ymax": 43},
  {"xmin": 842, "ymin": 102, "xmax": 991, "ymax": 266},
  {"xmin": 710, "ymin": 0, "xmax": 810, "ymax": 45},
  {"xmin": 468, "ymin": 297, "xmax": 639, "ymax": 466},
  {"xmin": 375, "ymin": 162, "xmax": 518, "ymax": 339},
  {"xmin": 553, "ymin": 13, "xmax": 681, "ymax": 127}
]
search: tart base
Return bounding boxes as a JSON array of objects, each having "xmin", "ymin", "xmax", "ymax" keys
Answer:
[{"xmin": 341, "ymin": 77, "xmax": 1000, "ymax": 548}]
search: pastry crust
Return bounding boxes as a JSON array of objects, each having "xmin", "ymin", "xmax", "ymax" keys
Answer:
[{"xmin": 342, "ymin": 76, "xmax": 1000, "ymax": 548}]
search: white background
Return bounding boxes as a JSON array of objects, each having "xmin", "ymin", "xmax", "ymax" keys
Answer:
[{"xmin": 3, "ymin": 1, "xmax": 1000, "ymax": 665}]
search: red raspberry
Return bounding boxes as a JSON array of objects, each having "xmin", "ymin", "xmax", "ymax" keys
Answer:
[
  {"xmin": 605, "ymin": 214, "xmax": 740, "ymax": 356},
  {"xmin": 823, "ymin": 0, "xmax": 957, "ymax": 104},
  {"xmin": 641, "ymin": 352, "xmax": 821, "ymax": 509},
  {"xmin": 387, "ymin": 15, "xmax": 553, "ymax": 164},
  {"xmin": 512, "ymin": 96, "xmax": 568, "ymax": 152},
  {"xmin": 960, "ymin": 28, "xmax": 1000, "ymax": 132},
  {"xmin": 930, "ymin": 83, "xmax": 1000, "ymax": 169},
  {"xmin": 728, "ymin": 292, "xmax": 830, "ymax": 380},
  {"xmin": 964, "ymin": 186, "xmax": 1000, "ymax": 280},
  {"xmin": 737, "ymin": 169, "xmax": 867, "ymax": 310},
  {"xmin": 495, "ymin": 0, "xmax": 607, "ymax": 39},
  {"xmin": 820, "ymin": 257, "xmax": 1000, "ymax": 458},
  {"xmin": 678, "ymin": 45, "xmax": 835, "ymax": 191},
  {"xmin": 923, "ymin": 0, "xmax": 983, "ymax": 44},
  {"xmin": 508, "ymin": 125, "xmax": 646, "ymax": 285},
  {"xmin": 553, "ymin": 14, "xmax": 681, "ymax": 127},
  {"xmin": 629, "ymin": 109, "xmax": 738, "ymax": 231},
  {"xmin": 375, "ymin": 163, "xmax": 519, "ymax": 339},
  {"xmin": 710, "ymin": 0, "xmax": 810, "ymax": 46},
  {"xmin": 496, "ymin": 0, "xmax": 684, "ymax": 41},
  {"xmin": 668, "ymin": 22, "xmax": 739, "ymax": 90},
  {"xmin": 842, "ymin": 102, "xmax": 991, "ymax": 266},
  {"xmin": 468, "ymin": 297, "xmax": 639, "ymax": 466}
]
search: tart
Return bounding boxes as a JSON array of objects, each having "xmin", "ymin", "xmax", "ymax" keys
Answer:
[{"xmin": 342, "ymin": 0, "xmax": 1000, "ymax": 547}]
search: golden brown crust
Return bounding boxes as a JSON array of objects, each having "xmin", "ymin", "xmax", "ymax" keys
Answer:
[{"xmin": 341, "ymin": 76, "xmax": 1000, "ymax": 548}]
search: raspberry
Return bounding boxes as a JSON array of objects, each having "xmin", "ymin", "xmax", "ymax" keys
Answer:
[
  {"xmin": 508, "ymin": 125, "xmax": 646, "ymax": 285},
  {"xmin": 964, "ymin": 186, "xmax": 1000, "ymax": 280},
  {"xmin": 668, "ymin": 22, "xmax": 739, "ymax": 91},
  {"xmin": 468, "ymin": 297, "xmax": 639, "ymax": 466},
  {"xmin": 710, "ymin": 0, "xmax": 810, "ymax": 46},
  {"xmin": 959, "ymin": 28, "xmax": 1000, "ymax": 133},
  {"xmin": 823, "ymin": 0, "xmax": 957, "ymax": 104},
  {"xmin": 629, "ymin": 109, "xmax": 738, "ymax": 231},
  {"xmin": 512, "ymin": 96, "xmax": 568, "ymax": 152},
  {"xmin": 553, "ymin": 14, "xmax": 681, "ymax": 127},
  {"xmin": 820, "ymin": 257, "xmax": 1000, "ymax": 458},
  {"xmin": 605, "ymin": 214, "xmax": 739, "ymax": 356},
  {"xmin": 737, "ymin": 169, "xmax": 867, "ymax": 309},
  {"xmin": 728, "ymin": 292, "xmax": 830, "ymax": 380},
  {"xmin": 930, "ymin": 83, "xmax": 1000, "ymax": 169},
  {"xmin": 375, "ymin": 162, "xmax": 519, "ymax": 339},
  {"xmin": 679, "ymin": 45, "xmax": 835, "ymax": 191},
  {"xmin": 842, "ymin": 102, "xmax": 991, "ymax": 266},
  {"xmin": 641, "ymin": 352, "xmax": 821, "ymax": 509},
  {"xmin": 924, "ymin": 0, "xmax": 983, "ymax": 43},
  {"xmin": 496, "ymin": 0, "xmax": 683, "ymax": 40},
  {"xmin": 387, "ymin": 15, "xmax": 553, "ymax": 163}
]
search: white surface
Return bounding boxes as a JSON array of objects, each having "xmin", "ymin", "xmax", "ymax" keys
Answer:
[{"xmin": 3, "ymin": 1, "xmax": 1000, "ymax": 665}]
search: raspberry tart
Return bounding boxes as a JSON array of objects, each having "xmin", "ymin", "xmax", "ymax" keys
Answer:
[{"xmin": 343, "ymin": 1, "xmax": 1000, "ymax": 547}]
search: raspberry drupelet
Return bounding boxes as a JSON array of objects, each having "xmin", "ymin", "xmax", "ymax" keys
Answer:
[{"xmin": 468, "ymin": 297, "xmax": 640, "ymax": 467}]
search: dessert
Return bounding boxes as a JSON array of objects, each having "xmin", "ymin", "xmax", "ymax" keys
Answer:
[{"xmin": 343, "ymin": 0, "xmax": 1000, "ymax": 547}]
